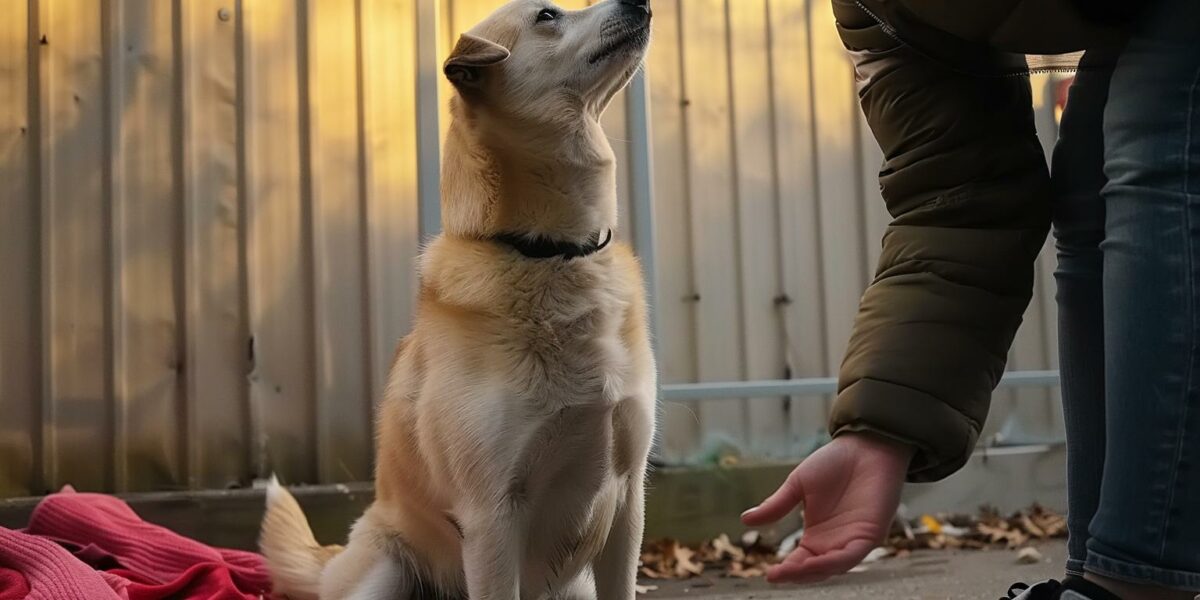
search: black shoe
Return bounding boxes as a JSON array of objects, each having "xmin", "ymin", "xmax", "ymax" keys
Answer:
[
  {"xmin": 1002, "ymin": 579, "xmax": 1063, "ymax": 599},
  {"xmin": 1001, "ymin": 576, "xmax": 1124, "ymax": 600}
]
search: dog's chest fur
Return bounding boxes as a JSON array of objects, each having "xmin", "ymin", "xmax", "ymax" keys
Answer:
[
  {"xmin": 494, "ymin": 287, "xmax": 628, "ymax": 408},
  {"xmin": 418, "ymin": 238, "xmax": 636, "ymax": 410}
]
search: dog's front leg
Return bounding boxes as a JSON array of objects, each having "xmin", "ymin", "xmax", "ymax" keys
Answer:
[
  {"xmin": 462, "ymin": 503, "xmax": 524, "ymax": 600},
  {"xmin": 591, "ymin": 475, "xmax": 644, "ymax": 600}
]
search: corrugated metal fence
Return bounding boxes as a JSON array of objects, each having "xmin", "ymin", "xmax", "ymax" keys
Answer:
[{"xmin": 0, "ymin": 0, "xmax": 1061, "ymax": 498}]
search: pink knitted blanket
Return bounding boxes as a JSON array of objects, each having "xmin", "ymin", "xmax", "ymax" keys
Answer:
[{"xmin": 0, "ymin": 488, "xmax": 271, "ymax": 599}]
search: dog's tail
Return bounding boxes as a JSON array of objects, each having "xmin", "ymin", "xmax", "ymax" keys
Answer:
[{"xmin": 259, "ymin": 476, "xmax": 344, "ymax": 600}]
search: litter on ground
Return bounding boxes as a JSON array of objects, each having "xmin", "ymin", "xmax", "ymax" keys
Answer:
[{"xmin": 638, "ymin": 504, "xmax": 1066, "ymax": 583}]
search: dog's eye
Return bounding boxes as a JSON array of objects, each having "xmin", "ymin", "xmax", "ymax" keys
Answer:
[{"xmin": 536, "ymin": 8, "xmax": 559, "ymax": 23}]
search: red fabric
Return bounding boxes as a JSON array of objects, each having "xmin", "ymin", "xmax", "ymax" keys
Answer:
[
  {"xmin": 0, "ymin": 527, "xmax": 119, "ymax": 599},
  {"xmin": 0, "ymin": 487, "xmax": 272, "ymax": 600},
  {"xmin": 0, "ymin": 567, "xmax": 28, "ymax": 600}
]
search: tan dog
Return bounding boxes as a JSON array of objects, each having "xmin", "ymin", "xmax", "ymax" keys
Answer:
[{"xmin": 259, "ymin": 1, "xmax": 656, "ymax": 598}]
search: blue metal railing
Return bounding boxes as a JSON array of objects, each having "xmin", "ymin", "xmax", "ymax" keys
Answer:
[{"xmin": 660, "ymin": 370, "xmax": 1060, "ymax": 401}]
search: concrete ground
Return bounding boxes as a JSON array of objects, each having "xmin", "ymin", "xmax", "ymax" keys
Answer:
[{"xmin": 641, "ymin": 541, "xmax": 1066, "ymax": 600}]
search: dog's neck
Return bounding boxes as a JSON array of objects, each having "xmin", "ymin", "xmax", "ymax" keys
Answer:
[{"xmin": 440, "ymin": 108, "xmax": 618, "ymax": 247}]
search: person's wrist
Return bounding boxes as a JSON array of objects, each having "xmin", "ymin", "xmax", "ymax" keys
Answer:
[{"xmin": 836, "ymin": 430, "xmax": 916, "ymax": 469}]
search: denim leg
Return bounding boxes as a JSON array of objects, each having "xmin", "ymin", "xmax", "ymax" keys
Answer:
[
  {"xmin": 1051, "ymin": 54, "xmax": 1116, "ymax": 578},
  {"xmin": 1086, "ymin": 0, "xmax": 1200, "ymax": 590}
]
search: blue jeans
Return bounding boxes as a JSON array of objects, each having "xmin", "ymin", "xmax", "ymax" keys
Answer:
[{"xmin": 1052, "ymin": 0, "xmax": 1200, "ymax": 591}]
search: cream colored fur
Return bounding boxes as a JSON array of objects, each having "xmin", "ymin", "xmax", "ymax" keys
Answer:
[{"xmin": 260, "ymin": 1, "xmax": 655, "ymax": 598}]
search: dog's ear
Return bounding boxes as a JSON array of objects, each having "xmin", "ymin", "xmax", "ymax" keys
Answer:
[{"xmin": 444, "ymin": 34, "xmax": 510, "ymax": 93}]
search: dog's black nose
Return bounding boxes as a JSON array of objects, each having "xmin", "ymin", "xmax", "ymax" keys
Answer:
[{"xmin": 620, "ymin": 0, "xmax": 650, "ymax": 14}]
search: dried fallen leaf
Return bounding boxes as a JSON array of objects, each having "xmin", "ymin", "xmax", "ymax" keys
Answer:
[
  {"xmin": 920, "ymin": 514, "xmax": 943, "ymax": 535},
  {"xmin": 1019, "ymin": 514, "xmax": 1047, "ymax": 539},
  {"xmin": 673, "ymin": 544, "xmax": 704, "ymax": 578},
  {"xmin": 978, "ymin": 522, "xmax": 1029, "ymax": 548},
  {"xmin": 727, "ymin": 562, "xmax": 766, "ymax": 579},
  {"xmin": 639, "ymin": 539, "xmax": 681, "ymax": 580},
  {"xmin": 710, "ymin": 534, "xmax": 745, "ymax": 562},
  {"xmin": 1016, "ymin": 547, "xmax": 1043, "ymax": 564},
  {"xmin": 1027, "ymin": 504, "xmax": 1067, "ymax": 538}
]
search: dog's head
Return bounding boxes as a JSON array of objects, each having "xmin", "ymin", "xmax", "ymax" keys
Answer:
[
  {"xmin": 444, "ymin": 0, "xmax": 651, "ymax": 123},
  {"xmin": 440, "ymin": 0, "xmax": 651, "ymax": 240}
]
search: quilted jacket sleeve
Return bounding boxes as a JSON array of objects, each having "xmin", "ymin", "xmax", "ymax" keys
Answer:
[{"xmin": 827, "ymin": 0, "xmax": 1052, "ymax": 482}]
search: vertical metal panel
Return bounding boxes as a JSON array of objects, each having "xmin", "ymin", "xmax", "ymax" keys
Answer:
[
  {"xmin": 0, "ymin": 0, "xmax": 40, "ymax": 497},
  {"xmin": 727, "ymin": 0, "xmax": 787, "ymax": 458},
  {"xmin": 625, "ymin": 70, "xmax": 658, "ymax": 341},
  {"xmin": 436, "ymin": 0, "xmax": 454, "ymax": 146},
  {"xmin": 645, "ymin": 0, "xmax": 700, "ymax": 463},
  {"xmin": 360, "ymin": 0, "xmax": 420, "ymax": 430},
  {"xmin": 679, "ymin": 0, "xmax": 748, "ymax": 449},
  {"xmin": 179, "ymin": 0, "xmax": 251, "ymax": 491},
  {"xmin": 987, "ymin": 286, "xmax": 1056, "ymax": 443},
  {"xmin": 445, "ymin": 0, "xmax": 495, "ymax": 39},
  {"xmin": 110, "ymin": 0, "xmax": 185, "ymax": 493},
  {"xmin": 39, "ymin": 0, "xmax": 113, "ymax": 492},
  {"xmin": 306, "ymin": 0, "xmax": 371, "ymax": 483},
  {"xmin": 807, "ymin": 0, "xmax": 866, "ymax": 372},
  {"xmin": 242, "ymin": 0, "xmax": 316, "ymax": 484},
  {"xmin": 767, "ymin": 0, "xmax": 831, "ymax": 454},
  {"xmin": 416, "ymin": 0, "xmax": 442, "ymax": 240},
  {"xmin": 1001, "ymin": 273, "xmax": 1055, "ymax": 443},
  {"xmin": 1036, "ymin": 248, "xmax": 1064, "ymax": 437}
]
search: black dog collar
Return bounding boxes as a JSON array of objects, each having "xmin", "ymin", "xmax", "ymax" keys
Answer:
[{"xmin": 491, "ymin": 229, "xmax": 613, "ymax": 260}]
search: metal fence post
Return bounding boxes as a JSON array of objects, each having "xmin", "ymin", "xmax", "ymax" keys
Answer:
[
  {"xmin": 626, "ymin": 70, "xmax": 659, "ymax": 347},
  {"xmin": 416, "ymin": 0, "xmax": 442, "ymax": 240},
  {"xmin": 625, "ymin": 68, "xmax": 666, "ymax": 461}
]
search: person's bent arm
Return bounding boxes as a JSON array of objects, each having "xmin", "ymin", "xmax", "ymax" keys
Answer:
[{"xmin": 746, "ymin": 0, "xmax": 1051, "ymax": 583}]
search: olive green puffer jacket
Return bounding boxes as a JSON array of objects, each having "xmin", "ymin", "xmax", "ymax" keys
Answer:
[
  {"xmin": 850, "ymin": 0, "xmax": 1128, "ymax": 56},
  {"xmin": 826, "ymin": 0, "xmax": 1138, "ymax": 482}
]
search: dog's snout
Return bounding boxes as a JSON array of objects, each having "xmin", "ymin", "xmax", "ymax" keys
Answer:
[{"xmin": 619, "ymin": 0, "xmax": 650, "ymax": 15}]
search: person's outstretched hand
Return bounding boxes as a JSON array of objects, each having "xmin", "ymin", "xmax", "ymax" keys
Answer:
[{"xmin": 741, "ymin": 432, "xmax": 914, "ymax": 584}]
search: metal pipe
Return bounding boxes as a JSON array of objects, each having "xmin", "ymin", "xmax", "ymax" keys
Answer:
[
  {"xmin": 660, "ymin": 370, "xmax": 1060, "ymax": 401},
  {"xmin": 625, "ymin": 69, "xmax": 660, "ymax": 346},
  {"xmin": 415, "ymin": 0, "xmax": 442, "ymax": 240}
]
